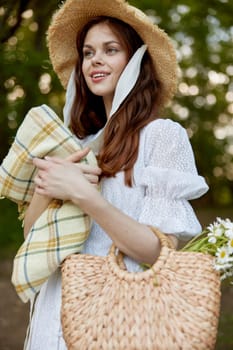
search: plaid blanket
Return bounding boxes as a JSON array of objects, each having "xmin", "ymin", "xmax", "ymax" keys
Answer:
[{"xmin": 0, "ymin": 104, "xmax": 97, "ymax": 302}]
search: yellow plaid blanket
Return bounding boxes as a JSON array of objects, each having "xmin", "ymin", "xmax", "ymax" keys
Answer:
[{"xmin": 0, "ymin": 104, "xmax": 97, "ymax": 303}]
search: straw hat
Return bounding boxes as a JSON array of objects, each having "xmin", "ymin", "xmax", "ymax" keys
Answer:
[{"xmin": 47, "ymin": 0, "xmax": 178, "ymax": 108}]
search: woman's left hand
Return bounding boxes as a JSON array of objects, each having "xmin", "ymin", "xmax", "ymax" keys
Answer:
[{"xmin": 33, "ymin": 155, "xmax": 101, "ymax": 203}]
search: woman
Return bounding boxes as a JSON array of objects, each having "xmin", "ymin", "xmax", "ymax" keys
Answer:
[{"xmin": 24, "ymin": 0, "xmax": 208, "ymax": 348}]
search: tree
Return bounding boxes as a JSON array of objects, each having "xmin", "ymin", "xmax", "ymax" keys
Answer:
[{"xmin": 0, "ymin": 0, "xmax": 62, "ymax": 159}]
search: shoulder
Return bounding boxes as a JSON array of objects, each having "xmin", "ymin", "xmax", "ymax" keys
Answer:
[
  {"xmin": 138, "ymin": 118, "xmax": 196, "ymax": 170},
  {"xmin": 142, "ymin": 118, "xmax": 188, "ymax": 145},
  {"xmin": 146, "ymin": 117, "xmax": 186, "ymax": 132}
]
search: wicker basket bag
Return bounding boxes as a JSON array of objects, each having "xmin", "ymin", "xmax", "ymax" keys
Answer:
[{"xmin": 61, "ymin": 227, "xmax": 221, "ymax": 350}]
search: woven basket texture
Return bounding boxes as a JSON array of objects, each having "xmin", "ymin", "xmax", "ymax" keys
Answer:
[{"xmin": 61, "ymin": 228, "xmax": 221, "ymax": 350}]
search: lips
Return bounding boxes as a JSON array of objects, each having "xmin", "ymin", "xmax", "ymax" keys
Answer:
[
  {"xmin": 92, "ymin": 73, "xmax": 108, "ymax": 78},
  {"xmin": 90, "ymin": 71, "xmax": 110, "ymax": 81}
]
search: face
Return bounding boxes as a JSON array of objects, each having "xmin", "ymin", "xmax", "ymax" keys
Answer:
[{"xmin": 82, "ymin": 22, "xmax": 129, "ymax": 115}]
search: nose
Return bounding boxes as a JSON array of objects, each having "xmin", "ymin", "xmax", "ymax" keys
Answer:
[{"xmin": 91, "ymin": 51, "xmax": 104, "ymax": 66}]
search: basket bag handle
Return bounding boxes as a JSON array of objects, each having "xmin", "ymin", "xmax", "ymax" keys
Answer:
[{"xmin": 109, "ymin": 226, "xmax": 176, "ymax": 272}]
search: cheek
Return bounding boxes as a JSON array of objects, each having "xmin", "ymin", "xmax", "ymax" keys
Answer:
[
  {"xmin": 81, "ymin": 62, "xmax": 85, "ymax": 76},
  {"xmin": 81, "ymin": 62, "xmax": 89, "ymax": 83},
  {"xmin": 82, "ymin": 60, "xmax": 89, "ymax": 75},
  {"xmin": 117, "ymin": 56, "xmax": 128, "ymax": 75}
]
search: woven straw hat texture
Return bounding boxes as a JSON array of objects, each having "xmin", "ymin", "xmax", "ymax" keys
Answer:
[
  {"xmin": 47, "ymin": 0, "xmax": 178, "ymax": 109},
  {"xmin": 61, "ymin": 228, "xmax": 221, "ymax": 350}
]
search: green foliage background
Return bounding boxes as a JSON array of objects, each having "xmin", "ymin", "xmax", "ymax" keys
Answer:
[
  {"xmin": 1, "ymin": 0, "xmax": 233, "ymax": 208},
  {"xmin": 0, "ymin": 1, "xmax": 233, "ymax": 348}
]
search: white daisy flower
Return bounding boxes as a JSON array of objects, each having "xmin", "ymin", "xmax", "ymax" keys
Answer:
[
  {"xmin": 207, "ymin": 222, "xmax": 224, "ymax": 237},
  {"xmin": 223, "ymin": 219, "xmax": 233, "ymax": 229},
  {"xmin": 227, "ymin": 238, "xmax": 233, "ymax": 253},
  {"xmin": 207, "ymin": 223, "xmax": 215, "ymax": 233},
  {"xmin": 214, "ymin": 227, "xmax": 224, "ymax": 237},
  {"xmin": 220, "ymin": 270, "xmax": 233, "ymax": 281},
  {"xmin": 225, "ymin": 228, "xmax": 233, "ymax": 239},
  {"xmin": 214, "ymin": 262, "xmax": 233, "ymax": 271},
  {"xmin": 216, "ymin": 217, "xmax": 225, "ymax": 224},
  {"xmin": 183, "ymin": 217, "xmax": 233, "ymax": 283},
  {"xmin": 208, "ymin": 236, "xmax": 217, "ymax": 244},
  {"xmin": 216, "ymin": 246, "xmax": 230, "ymax": 264}
]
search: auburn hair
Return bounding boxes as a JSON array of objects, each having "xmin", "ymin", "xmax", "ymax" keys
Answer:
[{"xmin": 70, "ymin": 16, "xmax": 161, "ymax": 186}]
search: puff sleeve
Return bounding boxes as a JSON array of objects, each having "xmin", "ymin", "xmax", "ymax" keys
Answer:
[{"xmin": 137, "ymin": 119, "xmax": 209, "ymax": 240}]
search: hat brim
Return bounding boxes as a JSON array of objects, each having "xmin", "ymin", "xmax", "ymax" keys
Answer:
[{"xmin": 47, "ymin": 0, "xmax": 178, "ymax": 108}]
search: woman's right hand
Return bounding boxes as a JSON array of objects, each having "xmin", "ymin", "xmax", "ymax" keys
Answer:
[
  {"xmin": 32, "ymin": 147, "xmax": 101, "ymax": 203},
  {"xmin": 66, "ymin": 147, "xmax": 100, "ymax": 185},
  {"xmin": 24, "ymin": 147, "xmax": 100, "ymax": 238}
]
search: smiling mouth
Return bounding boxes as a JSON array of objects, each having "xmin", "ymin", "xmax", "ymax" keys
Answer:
[{"xmin": 91, "ymin": 73, "xmax": 110, "ymax": 79}]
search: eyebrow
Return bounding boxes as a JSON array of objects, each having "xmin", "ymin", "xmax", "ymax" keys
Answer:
[{"xmin": 83, "ymin": 40, "xmax": 121, "ymax": 48}]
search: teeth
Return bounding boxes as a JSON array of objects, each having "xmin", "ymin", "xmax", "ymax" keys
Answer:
[{"xmin": 92, "ymin": 73, "xmax": 107, "ymax": 78}]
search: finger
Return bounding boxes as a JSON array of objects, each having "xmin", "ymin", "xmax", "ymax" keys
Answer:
[
  {"xmin": 85, "ymin": 174, "xmax": 100, "ymax": 184},
  {"xmin": 34, "ymin": 176, "xmax": 43, "ymax": 187},
  {"xmin": 66, "ymin": 147, "xmax": 90, "ymax": 162},
  {"xmin": 34, "ymin": 186, "xmax": 48, "ymax": 196},
  {"xmin": 78, "ymin": 163, "xmax": 102, "ymax": 175},
  {"xmin": 33, "ymin": 157, "xmax": 50, "ymax": 170},
  {"xmin": 92, "ymin": 183, "xmax": 100, "ymax": 190},
  {"xmin": 43, "ymin": 156, "xmax": 65, "ymax": 164}
]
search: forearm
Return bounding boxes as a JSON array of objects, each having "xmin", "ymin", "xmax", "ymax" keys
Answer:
[
  {"xmin": 24, "ymin": 193, "xmax": 51, "ymax": 238},
  {"xmin": 72, "ymin": 190, "xmax": 161, "ymax": 265},
  {"xmin": 31, "ymin": 156, "xmax": 177, "ymax": 262}
]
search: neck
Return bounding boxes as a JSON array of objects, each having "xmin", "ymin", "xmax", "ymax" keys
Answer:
[{"xmin": 103, "ymin": 96, "xmax": 113, "ymax": 119}]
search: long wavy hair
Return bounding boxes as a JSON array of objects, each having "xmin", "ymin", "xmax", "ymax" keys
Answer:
[{"xmin": 70, "ymin": 16, "xmax": 161, "ymax": 186}]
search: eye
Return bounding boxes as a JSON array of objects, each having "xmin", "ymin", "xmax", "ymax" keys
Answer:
[
  {"xmin": 83, "ymin": 49, "xmax": 94, "ymax": 58},
  {"xmin": 106, "ymin": 47, "xmax": 119, "ymax": 55}
]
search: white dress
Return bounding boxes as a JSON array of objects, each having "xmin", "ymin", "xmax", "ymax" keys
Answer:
[{"xmin": 25, "ymin": 118, "xmax": 208, "ymax": 350}]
